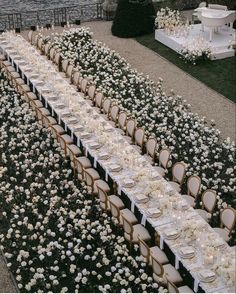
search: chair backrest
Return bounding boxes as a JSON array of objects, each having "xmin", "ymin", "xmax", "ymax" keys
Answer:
[
  {"xmin": 44, "ymin": 43, "xmax": 50, "ymax": 55},
  {"xmin": 102, "ymin": 98, "xmax": 111, "ymax": 114},
  {"xmin": 109, "ymin": 199, "xmax": 121, "ymax": 220},
  {"xmin": 208, "ymin": 4, "xmax": 227, "ymax": 10},
  {"xmin": 37, "ymin": 37, "xmax": 43, "ymax": 49},
  {"xmin": 221, "ymin": 208, "xmax": 236, "ymax": 233},
  {"xmin": 42, "ymin": 114, "xmax": 51, "ymax": 128},
  {"xmin": 28, "ymin": 30, "xmax": 33, "ymax": 43},
  {"xmin": 110, "ymin": 104, "xmax": 119, "ymax": 122},
  {"xmin": 95, "ymin": 92, "xmax": 103, "ymax": 108},
  {"xmin": 74, "ymin": 157, "xmax": 84, "ymax": 175},
  {"xmin": 87, "ymin": 85, "xmax": 96, "ymax": 100},
  {"xmin": 49, "ymin": 47, "xmax": 55, "ymax": 60},
  {"xmin": 172, "ymin": 162, "xmax": 186, "ymax": 185},
  {"xmin": 62, "ymin": 59, "xmax": 69, "ymax": 73},
  {"xmin": 54, "ymin": 52, "xmax": 61, "ymax": 65},
  {"xmin": 138, "ymin": 238, "xmax": 150, "ymax": 261},
  {"xmin": 80, "ymin": 78, "xmax": 88, "ymax": 93},
  {"xmin": 199, "ymin": 1, "xmax": 207, "ymax": 8},
  {"xmin": 159, "ymin": 148, "xmax": 170, "ymax": 169},
  {"xmin": 84, "ymin": 170, "xmax": 94, "ymax": 188},
  {"xmin": 34, "ymin": 34, "xmax": 39, "ymax": 46},
  {"xmin": 126, "ymin": 119, "xmax": 136, "ymax": 138},
  {"xmin": 134, "ymin": 128, "xmax": 145, "ymax": 148},
  {"xmin": 122, "ymin": 214, "xmax": 133, "ymax": 236},
  {"xmin": 151, "ymin": 256, "xmax": 164, "ymax": 277},
  {"xmin": 66, "ymin": 64, "xmax": 74, "ymax": 78},
  {"xmin": 97, "ymin": 186, "xmax": 108, "ymax": 210},
  {"xmin": 167, "ymin": 279, "xmax": 179, "ymax": 293},
  {"xmin": 146, "ymin": 137, "xmax": 157, "ymax": 159},
  {"xmin": 72, "ymin": 71, "xmax": 80, "ymax": 86},
  {"xmin": 202, "ymin": 189, "xmax": 217, "ymax": 213},
  {"xmin": 118, "ymin": 111, "xmax": 127, "ymax": 130},
  {"xmin": 187, "ymin": 175, "xmax": 201, "ymax": 198}
]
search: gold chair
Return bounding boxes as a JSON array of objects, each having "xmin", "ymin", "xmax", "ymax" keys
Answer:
[
  {"xmin": 167, "ymin": 278, "xmax": 193, "ymax": 293},
  {"xmin": 169, "ymin": 162, "xmax": 186, "ymax": 192},
  {"xmin": 122, "ymin": 213, "xmax": 151, "ymax": 244}
]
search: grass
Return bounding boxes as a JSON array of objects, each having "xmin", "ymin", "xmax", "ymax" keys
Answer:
[{"xmin": 136, "ymin": 32, "xmax": 236, "ymax": 103}]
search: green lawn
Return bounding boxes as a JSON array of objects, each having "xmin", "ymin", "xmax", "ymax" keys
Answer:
[{"xmin": 136, "ymin": 33, "xmax": 236, "ymax": 103}]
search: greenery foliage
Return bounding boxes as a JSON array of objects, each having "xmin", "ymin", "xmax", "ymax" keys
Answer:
[{"xmin": 112, "ymin": 0, "xmax": 156, "ymax": 38}]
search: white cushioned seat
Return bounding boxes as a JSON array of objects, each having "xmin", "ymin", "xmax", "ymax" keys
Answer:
[
  {"xmin": 61, "ymin": 134, "xmax": 73, "ymax": 144},
  {"xmin": 52, "ymin": 124, "xmax": 65, "ymax": 135},
  {"xmin": 41, "ymin": 108, "xmax": 50, "ymax": 116},
  {"xmin": 132, "ymin": 144, "xmax": 142, "ymax": 154},
  {"xmin": 150, "ymin": 246, "xmax": 169, "ymax": 265},
  {"xmin": 27, "ymin": 92, "xmax": 37, "ymax": 100},
  {"xmin": 86, "ymin": 168, "xmax": 100, "ymax": 180},
  {"xmin": 108, "ymin": 120, "xmax": 116, "ymax": 128},
  {"xmin": 182, "ymin": 195, "xmax": 195, "ymax": 207},
  {"xmin": 94, "ymin": 179, "xmax": 110, "ymax": 194},
  {"xmin": 16, "ymin": 78, "xmax": 25, "ymax": 85},
  {"xmin": 125, "ymin": 224, "xmax": 151, "ymax": 243},
  {"xmin": 195, "ymin": 209, "xmax": 209, "ymax": 222},
  {"xmin": 120, "ymin": 208, "xmax": 138, "ymax": 225},
  {"xmin": 153, "ymin": 263, "xmax": 183, "ymax": 284},
  {"xmin": 109, "ymin": 195, "xmax": 125, "ymax": 209},
  {"xmin": 2, "ymin": 60, "xmax": 11, "ymax": 67},
  {"xmin": 11, "ymin": 71, "xmax": 20, "ymax": 78},
  {"xmin": 77, "ymin": 157, "xmax": 92, "ymax": 169},
  {"xmin": 213, "ymin": 228, "xmax": 230, "ymax": 242},
  {"xmin": 67, "ymin": 144, "xmax": 82, "ymax": 157},
  {"xmin": 20, "ymin": 84, "xmax": 31, "ymax": 92},
  {"xmin": 178, "ymin": 285, "xmax": 193, "ymax": 293},
  {"xmin": 46, "ymin": 116, "xmax": 57, "ymax": 125},
  {"xmin": 169, "ymin": 181, "xmax": 181, "ymax": 192},
  {"xmin": 34, "ymin": 100, "xmax": 44, "ymax": 108},
  {"xmin": 123, "ymin": 135, "xmax": 133, "ymax": 145},
  {"xmin": 152, "ymin": 166, "xmax": 165, "ymax": 177}
]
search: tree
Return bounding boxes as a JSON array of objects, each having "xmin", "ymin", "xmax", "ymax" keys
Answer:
[{"xmin": 111, "ymin": 0, "xmax": 156, "ymax": 38}]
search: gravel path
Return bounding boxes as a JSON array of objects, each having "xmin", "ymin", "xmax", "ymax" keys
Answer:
[
  {"xmin": 84, "ymin": 21, "xmax": 235, "ymax": 141},
  {"xmin": 0, "ymin": 255, "xmax": 17, "ymax": 292}
]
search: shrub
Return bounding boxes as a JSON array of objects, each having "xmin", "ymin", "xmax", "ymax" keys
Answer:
[{"xmin": 111, "ymin": 0, "xmax": 156, "ymax": 38}]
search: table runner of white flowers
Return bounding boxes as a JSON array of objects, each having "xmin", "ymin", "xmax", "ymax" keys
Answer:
[{"xmin": 0, "ymin": 32, "xmax": 235, "ymax": 293}]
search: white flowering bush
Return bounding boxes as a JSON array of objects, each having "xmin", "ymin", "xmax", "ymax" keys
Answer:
[
  {"xmin": 0, "ymin": 69, "xmax": 164, "ymax": 293},
  {"xmin": 180, "ymin": 37, "xmax": 212, "ymax": 65},
  {"xmin": 155, "ymin": 7, "xmax": 182, "ymax": 31},
  {"xmin": 44, "ymin": 28, "xmax": 236, "ymax": 236}
]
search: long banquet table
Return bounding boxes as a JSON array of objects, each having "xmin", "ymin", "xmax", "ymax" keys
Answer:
[{"xmin": 0, "ymin": 32, "xmax": 235, "ymax": 293}]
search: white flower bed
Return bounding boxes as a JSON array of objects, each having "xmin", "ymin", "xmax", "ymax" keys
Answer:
[
  {"xmin": 0, "ymin": 69, "xmax": 163, "ymax": 293},
  {"xmin": 155, "ymin": 7, "xmax": 182, "ymax": 31},
  {"xmin": 181, "ymin": 36, "xmax": 212, "ymax": 65},
  {"xmin": 46, "ymin": 28, "xmax": 236, "ymax": 230}
]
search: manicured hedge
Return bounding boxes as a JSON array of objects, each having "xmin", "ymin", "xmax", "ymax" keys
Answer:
[{"xmin": 112, "ymin": 0, "xmax": 156, "ymax": 38}]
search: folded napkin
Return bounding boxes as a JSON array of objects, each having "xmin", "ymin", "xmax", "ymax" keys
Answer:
[
  {"xmin": 98, "ymin": 152, "xmax": 110, "ymax": 160},
  {"xmin": 180, "ymin": 246, "xmax": 195, "ymax": 256},
  {"xmin": 80, "ymin": 132, "xmax": 90, "ymax": 139},
  {"xmin": 164, "ymin": 228, "xmax": 179, "ymax": 237},
  {"xmin": 199, "ymin": 270, "xmax": 215, "ymax": 279},
  {"xmin": 134, "ymin": 194, "xmax": 149, "ymax": 203},
  {"xmin": 89, "ymin": 142, "xmax": 101, "ymax": 149},
  {"xmin": 109, "ymin": 164, "xmax": 122, "ymax": 172},
  {"xmin": 123, "ymin": 179, "xmax": 135, "ymax": 187},
  {"xmin": 67, "ymin": 117, "xmax": 78, "ymax": 125},
  {"xmin": 146, "ymin": 208, "xmax": 161, "ymax": 217}
]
